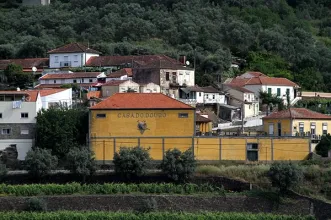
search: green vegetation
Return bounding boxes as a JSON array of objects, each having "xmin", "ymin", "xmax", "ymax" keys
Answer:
[
  {"xmin": 0, "ymin": 183, "xmax": 225, "ymax": 196},
  {"xmin": 3, "ymin": 63, "xmax": 33, "ymax": 89},
  {"xmin": 1, "ymin": 0, "xmax": 331, "ymax": 90},
  {"xmin": 295, "ymin": 99, "xmax": 331, "ymax": 114},
  {"xmin": 0, "ymin": 211, "xmax": 314, "ymax": 220},
  {"xmin": 25, "ymin": 198, "xmax": 47, "ymax": 212},
  {"xmin": 315, "ymin": 135, "xmax": 331, "ymax": 157},
  {"xmin": 160, "ymin": 148, "xmax": 196, "ymax": 183},
  {"xmin": 113, "ymin": 146, "xmax": 151, "ymax": 179}
]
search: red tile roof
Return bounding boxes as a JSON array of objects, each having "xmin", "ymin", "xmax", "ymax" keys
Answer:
[
  {"xmin": 47, "ymin": 43, "xmax": 101, "ymax": 54},
  {"xmin": 0, "ymin": 90, "xmax": 39, "ymax": 102},
  {"xmin": 39, "ymin": 72, "xmax": 103, "ymax": 79},
  {"xmin": 201, "ymin": 86, "xmax": 219, "ymax": 93},
  {"xmin": 196, "ymin": 114, "xmax": 212, "ymax": 123},
  {"xmin": 86, "ymin": 55, "xmax": 183, "ymax": 68},
  {"xmin": 263, "ymin": 108, "xmax": 331, "ymax": 120},
  {"xmin": 227, "ymin": 76, "xmax": 299, "ymax": 87},
  {"xmin": 0, "ymin": 58, "xmax": 49, "ymax": 70},
  {"xmin": 107, "ymin": 68, "xmax": 132, "ymax": 78},
  {"xmin": 87, "ymin": 91, "xmax": 101, "ymax": 99},
  {"xmin": 90, "ymin": 93, "xmax": 194, "ymax": 109},
  {"xmin": 38, "ymin": 88, "xmax": 69, "ymax": 97},
  {"xmin": 240, "ymin": 71, "xmax": 267, "ymax": 78},
  {"xmin": 34, "ymin": 83, "xmax": 99, "ymax": 89},
  {"xmin": 103, "ymin": 80, "xmax": 127, "ymax": 86},
  {"xmin": 226, "ymin": 85, "xmax": 254, "ymax": 93}
]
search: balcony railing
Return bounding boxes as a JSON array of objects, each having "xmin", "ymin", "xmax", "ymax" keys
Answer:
[
  {"xmin": 60, "ymin": 61, "xmax": 72, "ymax": 68},
  {"xmin": 176, "ymin": 98, "xmax": 197, "ymax": 105}
]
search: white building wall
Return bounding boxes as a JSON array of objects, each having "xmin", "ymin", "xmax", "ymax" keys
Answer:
[
  {"xmin": 196, "ymin": 91, "xmax": 204, "ymax": 103},
  {"xmin": 177, "ymin": 70, "xmax": 195, "ymax": 86},
  {"xmin": 49, "ymin": 53, "xmax": 99, "ymax": 68},
  {"xmin": 0, "ymin": 139, "xmax": 33, "ymax": 160},
  {"xmin": 119, "ymin": 80, "xmax": 140, "ymax": 93},
  {"xmin": 203, "ymin": 93, "xmax": 225, "ymax": 104},
  {"xmin": 0, "ymin": 102, "xmax": 38, "ymax": 124},
  {"xmin": 244, "ymin": 85, "xmax": 295, "ymax": 102},
  {"xmin": 140, "ymin": 83, "xmax": 161, "ymax": 93},
  {"xmin": 41, "ymin": 89, "xmax": 72, "ymax": 109}
]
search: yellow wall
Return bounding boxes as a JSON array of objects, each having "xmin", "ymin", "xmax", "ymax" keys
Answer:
[
  {"xmin": 90, "ymin": 109, "xmax": 195, "ymax": 137},
  {"xmin": 263, "ymin": 119, "xmax": 292, "ymax": 136},
  {"xmin": 292, "ymin": 119, "xmax": 331, "ymax": 136},
  {"xmin": 91, "ymin": 137, "xmax": 310, "ymax": 162},
  {"xmin": 197, "ymin": 122, "xmax": 212, "ymax": 133}
]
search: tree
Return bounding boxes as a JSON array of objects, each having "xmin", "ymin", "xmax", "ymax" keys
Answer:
[
  {"xmin": 35, "ymin": 108, "xmax": 88, "ymax": 159},
  {"xmin": 315, "ymin": 134, "xmax": 331, "ymax": 157},
  {"xmin": 0, "ymin": 44, "xmax": 15, "ymax": 59},
  {"xmin": 268, "ymin": 162, "xmax": 303, "ymax": 194},
  {"xmin": 113, "ymin": 146, "xmax": 151, "ymax": 180},
  {"xmin": 25, "ymin": 148, "xmax": 58, "ymax": 180},
  {"xmin": 159, "ymin": 148, "xmax": 196, "ymax": 183},
  {"xmin": 66, "ymin": 146, "xmax": 96, "ymax": 182},
  {"xmin": 259, "ymin": 91, "xmax": 284, "ymax": 112},
  {"xmin": 3, "ymin": 63, "xmax": 33, "ymax": 89}
]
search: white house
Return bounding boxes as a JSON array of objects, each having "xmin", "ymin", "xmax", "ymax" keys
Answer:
[
  {"xmin": 225, "ymin": 72, "xmax": 301, "ymax": 105},
  {"xmin": 179, "ymin": 85, "xmax": 227, "ymax": 106},
  {"xmin": 39, "ymin": 88, "xmax": 72, "ymax": 109},
  {"xmin": 48, "ymin": 43, "xmax": 101, "ymax": 69},
  {"xmin": 0, "ymin": 91, "xmax": 42, "ymax": 160},
  {"xmin": 36, "ymin": 72, "xmax": 106, "ymax": 89},
  {"xmin": 140, "ymin": 83, "xmax": 161, "ymax": 93},
  {"xmin": 106, "ymin": 68, "xmax": 132, "ymax": 81},
  {"xmin": 119, "ymin": 80, "xmax": 140, "ymax": 93}
]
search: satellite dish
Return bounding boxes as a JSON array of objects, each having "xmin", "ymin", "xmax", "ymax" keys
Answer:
[
  {"xmin": 32, "ymin": 67, "xmax": 37, "ymax": 72},
  {"xmin": 185, "ymin": 61, "xmax": 190, "ymax": 66}
]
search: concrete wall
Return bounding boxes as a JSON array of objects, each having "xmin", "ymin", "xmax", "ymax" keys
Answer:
[
  {"xmin": 0, "ymin": 139, "xmax": 33, "ymax": 160},
  {"xmin": 119, "ymin": 80, "xmax": 140, "ymax": 93},
  {"xmin": 263, "ymin": 119, "xmax": 292, "ymax": 136},
  {"xmin": 0, "ymin": 101, "xmax": 38, "ymax": 124},
  {"xmin": 140, "ymin": 83, "xmax": 161, "ymax": 93},
  {"xmin": 41, "ymin": 89, "xmax": 72, "ymax": 109},
  {"xmin": 244, "ymin": 85, "xmax": 295, "ymax": 102},
  {"xmin": 101, "ymin": 86, "xmax": 119, "ymax": 98},
  {"xmin": 40, "ymin": 78, "xmax": 98, "ymax": 85},
  {"xmin": 91, "ymin": 136, "xmax": 310, "ymax": 161},
  {"xmin": 49, "ymin": 53, "xmax": 99, "ymax": 68}
]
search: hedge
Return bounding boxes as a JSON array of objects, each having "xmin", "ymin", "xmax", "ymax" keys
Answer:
[
  {"xmin": 0, "ymin": 183, "xmax": 225, "ymax": 196},
  {"xmin": 0, "ymin": 211, "xmax": 315, "ymax": 220}
]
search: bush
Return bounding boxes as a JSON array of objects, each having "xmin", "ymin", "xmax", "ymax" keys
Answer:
[
  {"xmin": 138, "ymin": 198, "xmax": 158, "ymax": 213},
  {"xmin": 315, "ymin": 134, "xmax": 331, "ymax": 157},
  {"xmin": 66, "ymin": 147, "xmax": 96, "ymax": 182},
  {"xmin": 160, "ymin": 148, "xmax": 196, "ymax": 183},
  {"xmin": 25, "ymin": 148, "xmax": 58, "ymax": 180},
  {"xmin": 113, "ymin": 146, "xmax": 151, "ymax": 179},
  {"xmin": 0, "ymin": 164, "xmax": 7, "ymax": 182},
  {"xmin": 268, "ymin": 162, "xmax": 303, "ymax": 194},
  {"xmin": 25, "ymin": 198, "xmax": 47, "ymax": 212}
]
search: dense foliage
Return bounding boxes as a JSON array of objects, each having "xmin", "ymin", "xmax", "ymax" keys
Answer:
[
  {"xmin": 295, "ymin": 99, "xmax": 331, "ymax": 114},
  {"xmin": 268, "ymin": 162, "xmax": 303, "ymax": 194},
  {"xmin": 1, "ymin": 0, "xmax": 331, "ymax": 90},
  {"xmin": 0, "ymin": 211, "xmax": 314, "ymax": 220},
  {"xmin": 25, "ymin": 198, "xmax": 47, "ymax": 212},
  {"xmin": 25, "ymin": 148, "xmax": 58, "ymax": 179},
  {"xmin": 35, "ymin": 108, "xmax": 88, "ymax": 159},
  {"xmin": 113, "ymin": 146, "xmax": 151, "ymax": 179},
  {"xmin": 3, "ymin": 63, "xmax": 33, "ymax": 89},
  {"xmin": 160, "ymin": 148, "xmax": 196, "ymax": 182},
  {"xmin": 315, "ymin": 135, "xmax": 331, "ymax": 157},
  {"xmin": 0, "ymin": 183, "xmax": 224, "ymax": 196}
]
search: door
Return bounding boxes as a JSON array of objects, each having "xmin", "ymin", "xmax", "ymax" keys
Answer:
[{"xmin": 268, "ymin": 123, "xmax": 274, "ymax": 135}]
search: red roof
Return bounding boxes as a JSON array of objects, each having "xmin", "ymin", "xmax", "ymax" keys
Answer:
[
  {"xmin": 35, "ymin": 83, "xmax": 99, "ymax": 89},
  {"xmin": 226, "ymin": 85, "xmax": 254, "ymax": 93},
  {"xmin": 103, "ymin": 80, "xmax": 127, "ymax": 86},
  {"xmin": 0, "ymin": 90, "xmax": 39, "ymax": 102},
  {"xmin": 107, "ymin": 68, "xmax": 132, "ymax": 78},
  {"xmin": 38, "ymin": 88, "xmax": 69, "ymax": 97},
  {"xmin": 227, "ymin": 76, "xmax": 299, "ymax": 87},
  {"xmin": 263, "ymin": 108, "xmax": 331, "ymax": 120},
  {"xmin": 196, "ymin": 114, "xmax": 212, "ymax": 123},
  {"xmin": 90, "ymin": 93, "xmax": 194, "ymax": 110},
  {"xmin": 86, "ymin": 55, "xmax": 182, "ymax": 67},
  {"xmin": 87, "ymin": 91, "xmax": 101, "ymax": 99},
  {"xmin": 47, "ymin": 43, "xmax": 101, "ymax": 54},
  {"xmin": 40, "ymin": 72, "xmax": 102, "ymax": 79},
  {"xmin": 0, "ymin": 58, "xmax": 49, "ymax": 70}
]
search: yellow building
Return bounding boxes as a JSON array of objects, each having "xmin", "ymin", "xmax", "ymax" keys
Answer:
[
  {"xmin": 196, "ymin": 113, "xmax": 212, "ymax": 135},
  {"xmin": 263, "ymin": 108, "xmax": 331, "ymax": 138}
]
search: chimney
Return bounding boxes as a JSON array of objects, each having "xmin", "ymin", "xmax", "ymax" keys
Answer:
[{"xmin": 179, "ymin": 55, "xmax": 186, "ymax": 65}]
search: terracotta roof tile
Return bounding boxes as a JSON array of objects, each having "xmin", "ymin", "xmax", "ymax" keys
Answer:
[
  {"xmin": 227, "ymin": 76, "xmax": 299, "ymax": 87},
  {"xmin": 0, "ymin": 90, "xmax": 39, "ymax": 102},
  {"xmin": 226, "ymin": 85, "xmax": 254, "ymax": 93},
  {"xmin": 196, "ymin": 114, "xmax": 212, "ymax": 123},
  {"xmin": 263, "ymin": 108, "xmax": 331, "ymax": 120},
  {"xmin": 47, "ymin": 43, "xmax": 101, "ymax": 54},
  {"xmin": 103, "ymin": 80, "xmax": 127, "ymax": 86},
  {"xmin": 0, "ymin": 58, "xmax": 49, "ymax": 70},
  {"xmin": 35, "ymin": 83, "xmax": 99, "ymax": 89},
  {"xmin": 38, "ymin": 88, "xmax": 69, "ymax": 97},
  {"xmin": 40, "ymin": 72, "xmax": 103, "ymax": 79},
  {"xmin": 87, "ymin": 91, "xmax": 101, "ymax": 99},
  {"xmin": 240, "ymin": 71, "xmax": 267, "ymax": 78},
  {"xmin": 90, "ymin": 93, "xmax": 194, "ymax": 109},
  {"xmin": 107, "ymin": 68, "xmax": 132, "ymax": 78}
]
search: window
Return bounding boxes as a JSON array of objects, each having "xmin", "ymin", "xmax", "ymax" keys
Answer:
[
  {"xmin": 323, "ymin": 123, "xmax": 328, "ymax": 135},
  {"xmin": 21, "ymin": 129, "xmax": 29, "ymax": 135},
  {"xmin": 82, "ymin": 79, "xmax": 84, "ymax": 83},
  {"xmin": 278, "ymin": 122, "xmax": 282, "ymax": 136},
  {"xmin": 299, "ymin": 122, "xmax": 304, "ymax": 134},
  {"xmin": 247, "ymin": 143, "xmax": 258, "ymax": 161},
  {"xmin": 311, "ymin": 122, "xmax": 316, "ymax": 136},
  {"xmin": 268, "ymin": 123, "xmax": 274, "ymax": 135},
  {"xmin": 74, "ymin": 55, "xmax": 78, "ymax": 62},
  {"xmin": 0, "ymin": 113, "xmax": 2, "ymax": 118},
  {"xmin": 89, "ymin": 79, "xmax": 93, "ymax": 83},
  {"xmin": 2, "ymin": 129, "xmax": 11, "ymax": 135},
  {"xmin": 212, "ymin": 95, "xmax": 215, "ymax": 99},
  {"xmin": 268, "ymin": 88, "xmax": 272, "ymax": 94},
  {"xmin": 249, "ymin": 105, "xmax": 251, "ymax": 109},
  {"xmin": 199, "ymin": 92, "xmax": 201, "ymax": 97},
  {"xmin": 54, "ymin": 56, "xmax": 59, "ymax": 63},
  {"xmin": 64, "ymin": 55, "xmax": 68, "ymax": 61},
  {"xmin": 178, "ymin": 113, "xmax": 188, "ymax": 118},
  {"xmin": 96, "ymin": 114, "xmax": 106, "ymax": 118},
  {"xmin": 21, "ymin": 113, "xmax": 28, "ymax": 118},
  {"xmin": 172, "ymin": 72, "xmax": 176, "ymax": 82},
  {"xmin": 277, "ymin": 88, "xmax": 281, "ymax": 96},
  {"xmin": 54, "ymin": 80, "xmax": 56, "ymax": 84},
  {"xmin": 286, "ymin": 88, "xmax": 290, "ymax": 95},
  {"xmin": 73, "ymin": 80, "xmax": 77, "ymax": 83},
  {"xmin": 165, "ymin": 72, "xmax": 170, "ymax": 81}
]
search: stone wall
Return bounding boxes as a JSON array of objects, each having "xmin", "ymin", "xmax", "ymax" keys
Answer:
[{"xmin": 0, "ymin": 123, "xmax": 35, "ymax": 140}]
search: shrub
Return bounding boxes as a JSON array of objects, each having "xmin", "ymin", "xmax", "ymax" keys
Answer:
[
  {"xmin": 113, "ymin": 146, "xmax": 151, "ymax": 179},
  {"xmin": 0, "ymin": 164, "xmax": 7, "ymax": 182},
  {"xmin": 138, "ymin": 198, "xmax": 158, "ymax": 213},
  {"xmin": 196, "ymin": 165, "xmax": 222, "ymax": 175},
  {"xmin": 25, "ymin": 148, "xmax": 58, "ymax": 180},
  {"xmin": 66, "ymin": 146, "xmax": 96, "ymax": 182},
  {"xmin": 160, "ymin": 148, "xmax": 196, "ymax": 182},
  {"xmin": 315, "ymin": 134, "xmax": 331, "ymax": 157},
  {"xmin": 25, "ymin": 197, "xmax": 47, "ymax": 212},
  {"xmin": 268, "ymin": 162, "xmax": 303, "ymax": 194}
]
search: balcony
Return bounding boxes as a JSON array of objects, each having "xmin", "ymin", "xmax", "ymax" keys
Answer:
[
  {"xmin": 176, "ymin": 98, "xmax": 197, "ymax": 106},
  {"xmin": 60, "ymin": 61, "xmax": 72, "ymax": 68}
]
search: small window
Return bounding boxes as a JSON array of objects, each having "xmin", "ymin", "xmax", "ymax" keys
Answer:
[
  {"xmin": 247, "ymin": 143, "xmax": 258, "ymax": 161},
  {"xmin": 299, "ymin": 122, "xmax": 304, "ymax": 133},
  {"xmin": 2, "ymin": 129, "xmax": 11, "ymax": 135},
  {"xmin": 166, "ymin": 72, "xmax": 170, "ymax": 81},
  {"xmin": 89, "ymin": 79, "xmax": 93, "ymax": 83},
  {"xmin": 212, "ymin": 95, "xmax": 215, "ymax": 99},
  {"xmin": 54, "ymin": 80, "xmax": 56, "ymax": 83},
  {"xmin": 0, "ymin": 113, "xmax": 2, "ymax": 118},
  {"xmin": 323, "ymin": 123, "xmax": 328, "ymax": 135},
  {"xmin": 21, "ymin": 113, "xmax": 29, "ymax": 118},
  {"xmin": 199, "ymin": 92, "xmax": 201, "ymax": 97},
  {"xmin": 286, "ymin": 88, "xmax": 290, "ymax": 95},
  {"xmin": 277, "ymin": 88, "xmax": 281, "ymax": 96},
  {"xmin": 96, "ymin": 114, "xmax": 106, "ymax": 118},
  {"xmin": 73, "ymin": 79, "xmax": 77, "ymax": 83},
  {"xmin": 178, "ymin": 113, "xmax": 188, "ymax": 118},
  {"xmin": 74, "ymin": 55, "xmax": 78, "ymax": 62},
  {"xmin": 21, "ymin": 129, "xmax": 29, "ymax": 135},
  {"xmin": 54, "ymin": 56, "xmax": 59, "ymax": 63},
  {"xmin": 82, "ymin": 79, "xmax": 84, "ymax": 83},
  {"xmin": 268, "ymin": 88, "xmax": 271, "ymax": 94}
]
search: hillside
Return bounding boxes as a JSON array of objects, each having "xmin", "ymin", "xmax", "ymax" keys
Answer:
[{"xmin": 1, "ymin": 0, "xmax": 331, "ymax": 90}]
